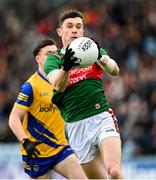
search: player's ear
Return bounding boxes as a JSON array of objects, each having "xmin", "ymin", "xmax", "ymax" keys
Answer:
[
  {"xmin": 56, "ymin": 28, "xmax": 61, "ymax": 37},
  {"xmin": 35, "ymin": 55, "xmax": 40, "ymax": 63}
]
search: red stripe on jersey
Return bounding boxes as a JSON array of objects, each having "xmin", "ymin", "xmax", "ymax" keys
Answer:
[
  {"xmin": 68, "ymin": 63, "xmax": 102, "ymax": 86},
  {"xmin": 107, "ymin": 109, "xmax": 120, "ymax": 133}
]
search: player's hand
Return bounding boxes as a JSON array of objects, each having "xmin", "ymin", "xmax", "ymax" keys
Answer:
[
  {"xmin": 91, "ymin": 38, "xmax": 102, "ymax": 60},
  {"xmin": 62, "ymin": 48, "xmax": 79, "ymax": 71},
  {"xmin": 22, "ymin": 138, "xmax": 41, "ymax": 161}
]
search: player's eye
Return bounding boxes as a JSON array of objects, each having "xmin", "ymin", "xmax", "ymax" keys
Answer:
[
  {"xmin": 67, "ymin": 24, "xmax": 73, "ymax": 29},
  {"xmin": 76, "ymin": 25, "xmax": 82, "ymax": 29},
  {"xmin": 77, "ymin": 26, "xmax": 82, "ymax": 29}
]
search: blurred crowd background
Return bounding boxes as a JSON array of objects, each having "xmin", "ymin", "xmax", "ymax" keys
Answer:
[{"xmin": 0, "ymin": 0, "xmax": 156, "ymax": 160}]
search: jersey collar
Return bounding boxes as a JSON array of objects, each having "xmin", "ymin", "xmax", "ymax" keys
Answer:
[{"xmin": 37, "ymin": 71, "xmax": 50, "ymax": 83}]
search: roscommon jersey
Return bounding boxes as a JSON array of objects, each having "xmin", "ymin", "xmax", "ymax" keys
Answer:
[
  {"xmin": 44, "ymin": 49, "xmax": 110, "ymax": 122},
  {"xmin": 14, "ymin": 71, "xmax": 68, "ymax": 157}
]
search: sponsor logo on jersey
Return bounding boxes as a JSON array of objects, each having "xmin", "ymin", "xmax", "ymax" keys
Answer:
[
  {"xmin": 39, "ymin": 103, "xmax": 56, "ymax": 112},
  {"xmin": 68, "ymin": 64, "xmax": 102, "ymax": 86},
  {"xmin": 40, "ymin": 92, "xmax": 48, "ymax": 96}
]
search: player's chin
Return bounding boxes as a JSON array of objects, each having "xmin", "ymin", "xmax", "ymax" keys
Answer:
[
  {"xmin": 71, "ymin": 36, "xmax": 82, "ymax": 41},
  {"xmin": 70, "ymin": 37, "xmax": 77, "ymax": 42},
  {"xmin": 69, "ymin": 38, "xmax": 78, "ymax": 45}
]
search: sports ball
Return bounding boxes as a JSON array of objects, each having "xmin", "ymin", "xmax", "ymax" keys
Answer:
[{"xmin": 68, "ymin": 37, "xmax": 99, "ymax": 68}]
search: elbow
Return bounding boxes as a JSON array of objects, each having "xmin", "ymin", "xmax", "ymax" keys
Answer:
[
  {"xmin": 8, "ymin": 116, "xmax": 13, "ymax": 130},
  {"xmin": 55, "ymin": 86, "xmax": 66, "ymax": 93},
  {"xmin": 54, "ymin": 81, "xmax": 68, "ymax": 93},
  {"xmin": 8, "ymin": 112, "xmax": 16, "ymax": 131}
]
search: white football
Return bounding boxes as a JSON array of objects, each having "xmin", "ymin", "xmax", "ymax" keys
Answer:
[{"xmin": 68, "ymin": 37, "xmax": 99, "ymax": 68}]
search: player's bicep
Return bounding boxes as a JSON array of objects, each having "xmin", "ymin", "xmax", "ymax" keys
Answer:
[{"xmin": 10, "ymin": 106, "xmax": 27, "ymax": 122}]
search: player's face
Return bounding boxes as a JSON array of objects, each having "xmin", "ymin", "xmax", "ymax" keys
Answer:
[
  {"xmin": 57, "ymin": 17, "xmax": 84, "ymax": 48},
  {"xmin": 36, "ymin": 45, "xmax": 57, "ymax": 67}
]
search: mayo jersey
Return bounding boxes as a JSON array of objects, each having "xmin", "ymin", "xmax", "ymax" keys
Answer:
[
  {"xmin": 14, "ymin": 71, "xmax": 68, "ymax": 157},
  {"xmin": 44, "ymin": 48, "xmax": 110, "ymax": 122}
]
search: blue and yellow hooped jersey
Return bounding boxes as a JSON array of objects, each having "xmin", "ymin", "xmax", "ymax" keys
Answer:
[{"xmin": 14, "ymin": 71, "xmax": 68, "ymax": 157}]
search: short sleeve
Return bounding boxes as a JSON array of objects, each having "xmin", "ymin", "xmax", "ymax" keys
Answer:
[
  {"xmin": 44, "ymin": 51, "xmax": 63, "ymax": 76},
  {"xmin": 100, "ymin": 48, "xmax": 108, "ymax": 56},
  {"xmin": 15, "ymin": 82, "xmax": 33, "ymax": 109}
]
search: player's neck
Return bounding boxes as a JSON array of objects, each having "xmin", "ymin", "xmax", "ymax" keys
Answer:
[{"xmin": 38, "ymin": 67, "xmax": 46, "ymax": 78}]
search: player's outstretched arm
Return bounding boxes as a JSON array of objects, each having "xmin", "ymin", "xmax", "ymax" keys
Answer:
[
  {"xmin": 98, "ymin": 55, "xmax": 120, "ymax": 76},
  {"xmin": 47, "ymin": 48, "xmax": 79, "ymax": 92}
]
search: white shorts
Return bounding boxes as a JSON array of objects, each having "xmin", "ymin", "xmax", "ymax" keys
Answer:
[{"xmin": 65, "ymin": 109, "xmax": 120, "ymax": 164}]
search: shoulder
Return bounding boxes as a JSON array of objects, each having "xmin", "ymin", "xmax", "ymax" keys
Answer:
[
  {"xmin": 15, "ymin": 81, "xmax": 33, "ymax": 107},
  {"xmin": 20, "ymin": 81, "xmax": 33, "ymax": 96},
  {"xmin": 47, "ymin": 50, "xmax": 63, "ymax": 60},
  {"xmin": 19, "ymin": 73, "xmax": 38, "ymax": 95}
]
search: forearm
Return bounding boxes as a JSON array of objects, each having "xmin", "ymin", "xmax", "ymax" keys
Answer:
[
  {"xmin": 97, "ymin": 55, "xmax": 119, "ymax": 76},
  {"xmin": 47, "ymin": 68, "xmax": 69, "ymax": 92},
  {"xmin": 9, "ymin": 107, "xmax": 28, "ymax": 142},
  {"xmin": 9, "ymin": 117, "xmax": 28, "ymax": 142}
]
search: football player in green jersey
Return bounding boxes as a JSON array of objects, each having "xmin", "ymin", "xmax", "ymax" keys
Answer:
[
  {"xmin": 9, "ymin": 38, "xmax": 87, "ymax": 179},
  {"xmin": 44, "ymin": 10, "xmax": 124, "ymax": 179}
]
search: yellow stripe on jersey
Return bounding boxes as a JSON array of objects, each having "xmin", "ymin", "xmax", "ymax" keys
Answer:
[
  {"xmin": 19, "ymin": 92, "xmax": 29, "ymax": 98},
  {"xmin": 17, "ymin": 92, "xmax": 29, "ymax": 102},
  {"xmin": 23, "ymin": 162, "xmax": 31, "ymax": 170}
]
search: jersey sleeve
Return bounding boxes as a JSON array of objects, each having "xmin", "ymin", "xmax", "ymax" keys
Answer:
[
  {"xmin": 14, "ymin": 82, "xmax": 33, "ymax": 110},
  {"xmin": 100, "ymin": 48, "xmax": 108, "ymax": 56},
  {"xmin": 44, "ymin": 51, "xmax": 63, "ymax": 76}
]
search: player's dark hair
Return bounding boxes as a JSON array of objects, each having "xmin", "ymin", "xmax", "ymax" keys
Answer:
[
  {"xmin": 58, "ymin": 10, "xmax": 84, "ymax": 27},
  {"xmin": 33, "ymin": 39, "xmax": 56, "ymax": 57}
]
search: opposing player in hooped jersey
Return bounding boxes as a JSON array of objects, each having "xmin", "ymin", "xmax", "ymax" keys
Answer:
[
  {"xmin": 8, "ymin": 39, "xmax": 87, "ymax": 179},
  {"xmin": 44, "ymin": 10, "xmax": 124, "ymax": 179}
]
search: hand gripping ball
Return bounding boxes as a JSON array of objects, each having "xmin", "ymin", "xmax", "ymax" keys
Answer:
[{"xmin": 69, "ymin": 37, "xmax": 99, "ymax": 68}]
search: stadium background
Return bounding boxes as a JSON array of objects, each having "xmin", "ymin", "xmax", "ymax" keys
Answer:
[{"xmin": 0, "ymin": 0, "xmax": 156, "ymax": 179}]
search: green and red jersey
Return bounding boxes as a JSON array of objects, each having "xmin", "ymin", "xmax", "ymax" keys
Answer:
[{"xmin": 44, "ymin": 48, "xmax": 110, "ymax": 122}]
